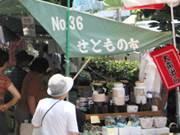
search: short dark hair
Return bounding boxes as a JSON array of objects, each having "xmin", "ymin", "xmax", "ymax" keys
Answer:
[
  {"xmin": 43, "ymin": 44, "xmax": 48, "ymax": 53},
  {"xmin": 30, "ymin": 58, "xmax": 49, "ymax": 74},
  {"xmin": 0, "ymin": 49, "xmax": 9, "ymax": 67}
]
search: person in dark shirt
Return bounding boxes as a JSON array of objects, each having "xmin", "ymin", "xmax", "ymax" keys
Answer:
[
  {"xmin": 9, "ymin": 50, "xmax": 33, "ymax": 135},
  {"xmin": 9, "ymin": 50, "xmax": 34, "ymax": 94}
]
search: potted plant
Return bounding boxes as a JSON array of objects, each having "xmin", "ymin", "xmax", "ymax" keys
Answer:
[
  {"xmin": 78, "ymin": 70, "xmax": 92, "ymax": 86},
  {"xmin": 83, "ymin": 56, "xmax": 140, "ymax": 89}
]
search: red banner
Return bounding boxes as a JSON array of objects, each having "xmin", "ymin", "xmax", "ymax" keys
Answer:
[
  {"xmin": 150, "ymin": 44, "xmax": 180, "ymax": 91},
  {"xmin": 123, "ymin": 3, "xmax": 164, "ymax": 10}
]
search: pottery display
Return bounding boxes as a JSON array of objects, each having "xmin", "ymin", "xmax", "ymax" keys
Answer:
[
  {"xmin": 139, "ymin": 117, "xmax": 154, "ymax": 129},
  {"xmin": 153, "ymin": 116, "xmax": 167, "ymax": 128},
  {"xmin": 134, "ymin": 81, "xmax": 147, "ymax": 105},
  {"xmin": 112, "ymin": 82, "xmax": 125, "ymax": 106},
  {"xmin": 127, "ymin": 105, "xmax": 138, "ymax": 112}
]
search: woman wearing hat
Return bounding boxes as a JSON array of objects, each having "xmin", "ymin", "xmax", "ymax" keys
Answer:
[
  {"xmin": 15, "ymin": 58, "xmax": 49, "ymax": 135},
  {"xmin": 32, "ymin": 74, "xmax": 79, "ymax": 135}
]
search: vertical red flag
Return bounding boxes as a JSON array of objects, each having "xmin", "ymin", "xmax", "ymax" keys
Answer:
[{"xmin": 150, "ymin": 44, "xmax": 180, "ymax": 91}]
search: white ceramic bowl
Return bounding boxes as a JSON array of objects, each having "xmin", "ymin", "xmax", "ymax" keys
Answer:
[
  {"xmin": 139, "ymin": 117, "xmax": 154, "ymax": 129},
  {"xmin": 127, "ymin": 105, "xmax": 138, "ymax": 112},
  {"xmin": 153, "ymin": 116, "xmax": 167, "ymax": 128}
]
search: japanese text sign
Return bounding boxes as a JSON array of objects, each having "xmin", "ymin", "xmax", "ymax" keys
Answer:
[
  {"xmin": 150, "ymin": 44, "xmax": 180, "ymax": 91},
  {"xmin": 19, "ymin": 0, "xmax": 172, "ymax": 57}
]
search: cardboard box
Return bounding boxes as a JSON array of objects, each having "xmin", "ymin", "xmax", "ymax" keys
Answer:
[
  {"xmin": 155, "ymin": 127, "xmax": 169, "ymax": 135},
  {"xmin": 141, "ymin": 128, "xmax": 156, "ymax": 135},
  {"xmin": 130, "ymin": 126, "xmax": 141, "ymax": 135},
  {"xmin": 119, "ymin": 126, "xmax": 131, "ymax": 135},
  {"xmin": 102, "ymin": 126, "xmax": 118, "ymax": 135}
]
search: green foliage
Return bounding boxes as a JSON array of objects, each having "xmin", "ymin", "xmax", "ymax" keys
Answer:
[
  {"xmin": 79, "ymin": 70, "xmax": 91, "ymax": 80},
  {"xmin": 84, "ymin": 56, "xmax": 140, "ymax": 83},
  {"xmin": 42, "ymin": 0, "xmax": 61, "ymax": 4},
  {"xmin": 131, "ymin": 9, "xmax": 144, "ymax": 22},
  {"xmin": 87, "ymin": 9, "xmax": 100, "ymax": 14}
]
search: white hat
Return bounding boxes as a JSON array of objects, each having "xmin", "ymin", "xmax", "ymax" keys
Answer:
[{"xmin": 47, "ymin": 74, "xmax": 74, "ymax": 97}]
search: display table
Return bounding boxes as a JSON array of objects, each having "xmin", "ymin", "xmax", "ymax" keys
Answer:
[{"xmin": 85, "ymin": 110, "xmax": 164, "ymax": 120}]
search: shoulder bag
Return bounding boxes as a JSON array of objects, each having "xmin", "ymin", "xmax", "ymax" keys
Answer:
[{"xmin": 20, "ymin": 100, "xmax": 60, "ymax": 135}]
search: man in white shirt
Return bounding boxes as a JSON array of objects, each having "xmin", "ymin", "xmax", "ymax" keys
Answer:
[
  {"xmin": 32, "ymin": 74, "xmax": 79, "ymax": 135},
  {"xmin": 43, "ymin": 44, "xmax": 63, "ymax": 74}
]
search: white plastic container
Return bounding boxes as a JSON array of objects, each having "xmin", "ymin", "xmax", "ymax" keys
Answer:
[{"xmin": 134, "ymin": 81, "xmax": 147, "ymax": 104}]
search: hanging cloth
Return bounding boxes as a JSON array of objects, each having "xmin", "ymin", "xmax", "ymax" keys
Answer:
[{"xmin": 139, "ymin": 52, "xmax": 162, "ymax": 94}]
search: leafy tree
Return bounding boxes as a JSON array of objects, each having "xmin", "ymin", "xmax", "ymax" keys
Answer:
[
  {"xmin": 42, "ymin": 0, "xmax": 73, "ymax": 6},
  {"xmin": 135, "ymin": 4, "xmax": 180, "ymax": 51},
  {"xmin": 43, "ymin": 0, "xmax": 61, "ymax": 4},
  {"xmin": 132, "ymin": 4, "xmax": 180, "ymax": 35}
]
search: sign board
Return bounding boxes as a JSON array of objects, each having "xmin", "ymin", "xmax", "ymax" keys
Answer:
[
  {"xmin": 150, "ymin": 44, "xmax": 180, "ymax": 91},
  {"xmin": 21, "ymin": 15, "xmax": 36, "ymax": 37},
  {"xmin": 19, "ymin": 0, "xmax": 172, "ymax": 57}
]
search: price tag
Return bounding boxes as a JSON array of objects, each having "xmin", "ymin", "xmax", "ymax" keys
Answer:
[
  {"xmin": 107, "ymin": 128, "xmax": 115, "ymax": 135},
  {"xmin": 93, "ymin": 91, "xmax": 98, "ymax": 94},
  {"xmin": 90, "ymin": 116, "xmax": 100, "ymax": 124},
  {"xmin": 127, "ymin": 121, "xmax": 132, "ymax": 126}
]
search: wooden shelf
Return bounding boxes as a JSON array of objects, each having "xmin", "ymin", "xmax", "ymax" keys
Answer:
[{"xmin": 85, "ymin": 110, "xmax": 164, "ymax": 120}]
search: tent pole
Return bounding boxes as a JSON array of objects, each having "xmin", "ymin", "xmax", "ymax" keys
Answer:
[
  {"xmin": 66, "ymin": 0, "xmax": 70, "ymax": 101},
  {"xmin": 116, "ymin": 8, "xmax": 119, "ymax": 21},
  {"xmin": 73, "ymin": 57, "xmax": 92, "ymax": 80},
  {"xmin": 170, "ymin": 2, "xmax": 180, "ymax": 127},
  {"xmin": 66, "ymin": 0, "xmax": 70, "ymax": 77},
  {"xmin": 119, "ymin": 9, "xmax": 122, "ymax": 22},
  {"xmin": 170, "ymin": 3, "xmax": 176, "ymax": 48}
]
